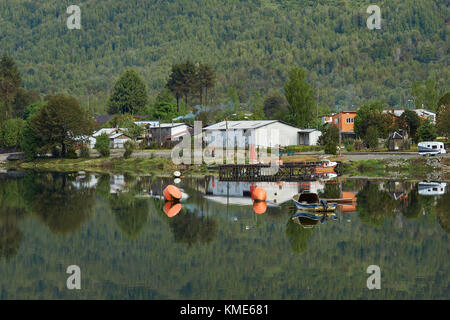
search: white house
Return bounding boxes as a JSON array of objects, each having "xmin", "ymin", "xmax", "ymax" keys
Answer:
[
  {"xmin": 203, "ymin": 120, "xmax": 313, "ymax": 149},
  {"xmin": 146, "ymin": 123, "xmax": 192, "ymax": 142},
  {"xmin": 88, "ymin": 128, "xmax": 130, "ymax": 148},
  {"xmin": 383, "ymin": 109, "xmax": 436, "ymax": 124},
  {"xmin": 298, "ymin": 129, "xmax": 322, "ymax": 146},
  {"xmin": 109, "ymin": 132, "xmax": 133, "ymax": 148}
]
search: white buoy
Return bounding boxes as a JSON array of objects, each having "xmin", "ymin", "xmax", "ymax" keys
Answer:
[
  {"xmin": 174, "ymin": 178, "xmax": 181, "ymax": 184},
  {"xmin": 173, "ymin": 171, "xmax": 181, "ymax": 177}
]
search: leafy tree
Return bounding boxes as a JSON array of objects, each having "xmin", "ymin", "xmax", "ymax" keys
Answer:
[
  {"xmin": 11, "ymin": 88, "xmax": 40, "ymax": 118},
  {"xmin": 149, "ymin": 89, "xmax": 178, "ymax": 121},
  {"xmin": 365, "ymin": 126, "xmax": 379, "ymax": 149},
  {"xmin": 0, "ymin": 53, "xmax": 21, "ymax": 120},
  {"xmin": 416, "ymin": 120, "xmax": 437, "ymax": 142},
  {"xmin": 398, "ymin": 109, "xmax": 421, "ymax": 137},
  {"xmin": 0, "ymin": 118, "xmax": 26, "ymax": 149},
  {"xmin": 354, "ymin": 101, "xmax": 390, "ymax": 140},
  {"xmin": 263, "ymin": 92, "xmax": 288, "ymax": 119},
  {"xmin": 319, "ymin": 125, "xmax": 339, "ymax": 155},
  {"xmin": 107, "ymin": 69, "xmax": 148, "ymax": 115},
  {"xmin": 31, "ymin": 94, "xmax": 94, "ymax": 158},
  {"xmin": 123, "ymin": 140, "xmax": 134, "ymax": 159},
  {"xmin": 436, "ymin": 104, "xmax": 450, "ymax": 137},
  {"xmin": 284, "ymin": 67, "xmax": 316, "ymax": 128},
  {"xmin": 411, "ymin": 79, "xmax": 440, "ymax": 111},
  {"xmin": 95, "ymin": 133, "xmax": 110, "ymax": 157}
]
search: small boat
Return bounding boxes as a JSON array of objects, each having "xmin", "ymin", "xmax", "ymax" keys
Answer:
[
  {"xmin": 292, "ymin": 192, "xmax": 337, "ymax": 212},
  {"xmin": 292, "ymin": 211, "xmax": 337, "ymax": 228},
  {"xmin": 314, "ymin": 160, "xmax": 338, "ymax": 174}
]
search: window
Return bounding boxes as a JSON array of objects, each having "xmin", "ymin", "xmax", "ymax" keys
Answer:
[{"xmin": 346, "ymin": 118, "xmax": 354, "ymax": 123}]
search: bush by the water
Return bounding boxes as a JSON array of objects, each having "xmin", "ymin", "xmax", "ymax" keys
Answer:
[
  {"xmin": 79, "ymin": 145, "xmax": 90, "ymax": 158},
  {"xmin": 95, "ymin": 133, "xmax": 110, "ymax": 157},
  {"xmin": 123, "ymin": 140, "xmax": 134, "ymax": 159}
]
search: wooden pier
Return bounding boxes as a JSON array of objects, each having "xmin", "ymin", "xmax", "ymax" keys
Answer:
[{"xmin": 218, "ymin": 162, "xmax": 334, "ymax": 182}]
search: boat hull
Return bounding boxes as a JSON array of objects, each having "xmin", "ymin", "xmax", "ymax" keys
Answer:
[{"xmin": 293, "ymin": 200, "xmax": 337, "ymax": 212}]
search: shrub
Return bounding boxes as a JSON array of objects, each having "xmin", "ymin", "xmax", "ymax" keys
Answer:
[
  {"xmin": 354, "ymin": 139, "xmax": 364, "ymax": 151},
  {"xmin": 0, "ymin": 118, "xmax": 26, "ymax": 149},
  {"xmin": 123, "ymin": 140, "xmax": 134, "ymax": 159},
  {"xmin": 365, "ymin": 126, "xmax": 379, "ymax": 149},
  {"xmin": 95, "ymin": 133, "xmax": 110, "ymax": 157},
  {"xmin": 79, "ymin": 144, "xmax": 90, "ymax": 158},
  {"xmin": 66, "ymin": 145, "xmax": 78, "ymax": 159}
]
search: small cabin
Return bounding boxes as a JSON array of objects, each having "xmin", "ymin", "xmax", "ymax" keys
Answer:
[{"xmin": 387, "ymin": 131, "xmax": 406, "ymax": 151}]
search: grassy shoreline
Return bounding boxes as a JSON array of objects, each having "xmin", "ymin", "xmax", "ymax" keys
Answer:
[{"xmin": 2, "ymin": 154, "xmax": 448, "ymax": 180}]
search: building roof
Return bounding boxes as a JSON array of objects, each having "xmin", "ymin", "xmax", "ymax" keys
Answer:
[
  {"xmin": 147, "ymin": 122, "xmax": 190, "ymax": 129},
  {"xmin": 203, "ymin": 120, "xmax": 289, "ymax": 131},
  {"xmin": 298, "ymin": 129, "xmax": 320, "ymax": 133},
  {"xmin": 110, "ymin": 132, "xmax": 132, "ymax": 139},
  {"xmin": 389, "ymin": 131, "xmax": 403, "ymax": 140}
]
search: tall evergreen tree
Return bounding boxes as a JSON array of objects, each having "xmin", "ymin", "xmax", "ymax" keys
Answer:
[
  {"xmin": 284, "ymin": 68, "xmax": 316, "ymax": 128},
  {"xmin": 198, "ymin": 63, "xmax": 216, "ymax": 106},
  {"xmin": 107, "ymin": 70, "xmax": 148, "ymax": 115},
  {"xmin": 0, "ymin": 53, "xmax": 21, "ymax": 120}
]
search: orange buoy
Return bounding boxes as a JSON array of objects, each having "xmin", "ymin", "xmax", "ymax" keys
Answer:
[
  {"xmin": 164, "ymin": 201, "xmax": 182, "ymax": 218},
  {"xmin": 252, "ymin": 187, "xmax": 267, "ymax": 201},
  {"xmin": 253, "ymin": 201, "xmax": 267, "ymax": 214},
  {"xmin": 163, "ymin": 185, "xmax": 182, "ymax": 201}
]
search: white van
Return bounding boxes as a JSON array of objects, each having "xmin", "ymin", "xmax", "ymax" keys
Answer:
[{"xmin": 418, "ymin": 142, "xmax": 446, "ymax": 156}]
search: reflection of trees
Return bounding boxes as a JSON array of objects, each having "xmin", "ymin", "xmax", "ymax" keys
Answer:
[
  {"xmin": 0, "ymin": 208, "xmax": 26, "ymax": 261},
  {"xmin": 401, "ymin": 185, "xmax": 422, "ymax": 219},
  {"xmin": 318, "ymin": 182, "xmax": 340, "ymax": 199},
  {"xmin": 0, "ymin": 178, "xmax": 29, "ymax": 261},
  {"xmin": 435, "ymin": 192, "xmax": 450, "ymax": 233},
  {"xmin": 285, "ymin": 218, "xmax": 315, "ymax": 254},
  {"xmin": 110, "ymin": 193, "xmax": 149, "ymax": 239},
  {"xmin": 356, "ymin": 182, "xmax": 397, "ymax": 226},
  {"xmin": 27, "ymin": 173, "xmax": 95, "ymax": 235},
  {"xmin": 169, "ymin": 209, "xmax": 217, "ymax": 246}
]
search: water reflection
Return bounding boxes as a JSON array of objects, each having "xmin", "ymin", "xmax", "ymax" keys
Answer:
[{"xmin": 0, "ymin": 171, "xmax": 448, "ymax": 299}]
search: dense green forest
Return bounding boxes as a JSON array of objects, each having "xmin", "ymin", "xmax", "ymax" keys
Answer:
[{"xmin": 0, "ymin": 0, "xmax": 448, "ymax": 114}]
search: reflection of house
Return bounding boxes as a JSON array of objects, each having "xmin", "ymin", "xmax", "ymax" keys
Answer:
[
  {"xmin": 418, "ymin": 182, "xmax": 447, "ymax": 196},
  {"xmin": 338, "ymin": 191, "xmax": 357, "ymax": 212},
  {"xmin": 204, "ymin": 178, "xmax": 307, "ymax": 205},
  {"xmin": 110, "ymin": 175, "xmax": 127, "ymax": 194},
  {"xmin": 71, "ymin": 173, "xmax": 99, "ymax": 189}
]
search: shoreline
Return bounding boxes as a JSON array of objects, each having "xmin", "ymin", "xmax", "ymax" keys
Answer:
[{"xmin": 1, "ymin": 153, "xmax": 449, "ymax": 180}]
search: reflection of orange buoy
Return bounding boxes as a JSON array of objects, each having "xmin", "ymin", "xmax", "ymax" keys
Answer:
[
  {"xmin": 253, "ymin": 201, "xmax": 267, "ymax": 214},
  {"xmin": 163, "ymin": 185, "xmax": 182, "ymax": 201},
  {"xmin": 252, "ymin": 187, "xmax": 267, "ymax": 201},
  {"xmin": 164, "ymin": 201, "xmax": 182, "ymax": 218}
]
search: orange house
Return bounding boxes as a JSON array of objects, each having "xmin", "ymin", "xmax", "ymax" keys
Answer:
[{"xmin": 331, "ymin": 111, "xmax": 357, "ymax": 139}]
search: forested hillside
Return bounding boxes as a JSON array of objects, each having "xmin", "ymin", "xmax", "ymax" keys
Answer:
[{"xmin": 0, "ymin": 0, "xmax": 448, "ymax": 114}]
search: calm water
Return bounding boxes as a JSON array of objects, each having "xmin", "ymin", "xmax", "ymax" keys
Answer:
[{"xmin": 0, "ymin": 171, "xmax": 448, "ymax": 299}]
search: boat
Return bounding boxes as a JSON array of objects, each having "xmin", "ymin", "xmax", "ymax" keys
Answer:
[
  {"xmin": 292, "ymin": 211, "xmax": 337, "ymax": 228},
  {"xmin": 292, "ymin": 192, "xmax": 337, "ymax": 212},
  {"xmin": 314, "ymin": 160, "xmax": 338, "ymax": 174},
  {"xmin": 418, "ymin": 141, "xmax": 446, "ymax": 156}
]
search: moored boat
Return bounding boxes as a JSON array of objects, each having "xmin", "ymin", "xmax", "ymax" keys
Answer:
[{"xmin": 292, "ymin": 192, "xmax": 337, "ymax": 212}]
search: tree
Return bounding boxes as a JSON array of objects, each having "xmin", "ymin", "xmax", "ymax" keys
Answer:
[
  {"xmin": 12, "ymin": 88, "xmax": 40, "ymax": 118},
  {"xmin": 166, "ymin": 63, "xmax": 184, "ymax": 112},
  {"xmin": 411, "ymin": 79, "xmax": 440, "ymax": 111},
  {"xmin": 149, "ymin": 89, "xmax": 178, "ymax": 122},
  {"xmin": 436, "ymin": 105, "xmax": 450, "ymax": 137},
  {"xmin": 0, "ymin": 118, "xmax": 26, "ymax": 149},
  {"xmin": 437, "ymin": 92, "xmax": 450, "ymax": 113},
  {"xmin": 198, "ymin": 63, "xmax": 216, "ymax": 106},
  {"xmin": 105, "ymin": 114, "xmax": 143, "ymax": 138},
  {"xmin": 416, "ymin": 120, "xmax": 437, "ymax": 142},
  {"xmin": 319, "ymin": 125, "xmax": 339, "ymax": 155},
  {"xmin": 31, "ymin": 94, "xmax": 94, "ymax": 158},
  {"xmin": 354, "ymin": 101, "xmax": 390, "ymax": 139},
  {"xmin": 107, "ymin": 70, "xmax": 148, "ymax": 115},
  {"xmin": 365, "ymin": 125, "xmax": 379, "ymax": 149},
  {"xmin": 284, "ymin": 68, "xmax": 316, "ymax": 128},
  {"xmin": 398, "ymin": 109, "xmax": 421, "ymax": 137},
  {"xmin": 0, "ymin": 53, "xmax": 21, "ymax": 120},
  {"xmin": 95, "ymin": 133, "xmax": 110, "ymax": 157},
  {"xmin": 263, "ymin": 92, "xmax": 288, "ymax": 119},
  {"xmin": 123, "ymin": 140, "xmax": 134, "ymax": 159}
]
